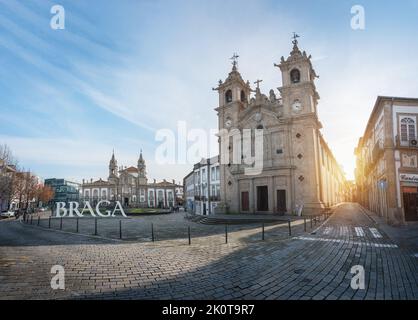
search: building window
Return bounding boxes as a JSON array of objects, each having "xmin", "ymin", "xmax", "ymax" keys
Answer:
[
  {"xmin": 240, "ymin": 90, "xmax": 246, "ymax": 102},
  {"xmin": 400, "ymin": 117, "xmax": 416, "ymax": 142},
  {"xmin": 225, "ymin": 90, "xmax": 233, "ymax": 103},
  {"xmin": 290, "ymin": 69, "xmax": 301, "ymax": 83},
  {"xmin": 216, "ymin": 166, "xmax": 220, "ymax": 180},
  {"xmin": 202, "ymin": 169, "xmax": 206, "ymax": 182}
]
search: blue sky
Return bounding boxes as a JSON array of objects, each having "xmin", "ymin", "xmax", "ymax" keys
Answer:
[{"xmin": 1, "ymin": 0, "xmax": 418, "ymax": 182}]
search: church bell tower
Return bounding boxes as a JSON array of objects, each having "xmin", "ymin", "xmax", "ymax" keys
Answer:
[
  {"xmin": 214, "ymin": 53, "xmax": 252, "ymax": 131},
  {"xmin": 275, "ymin": 34, "xmax": 325, "ymax": 212},
  {"xmin": 108, "ymin": 150, "xmax": 118, "ymax": 184},
  {"xmin": 137, "ymin": 150, "xmax": 147, "ymax": 185},
  {"xmin": 276, "ymin": 33, "xmax": 320, "ymax": 118}
]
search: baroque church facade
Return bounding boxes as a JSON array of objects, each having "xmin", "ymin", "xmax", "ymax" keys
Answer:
[
  {"xmin": 81, "ymin": 151, "xmax": 180, "ymax": 208},
  {"xmin": 214, "ymin": 37, "xmax": 347, "ymax": 214}
]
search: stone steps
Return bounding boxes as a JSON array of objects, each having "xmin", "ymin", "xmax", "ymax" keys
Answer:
[{"xmin": 185, "ymin": 214, "xmax": 287, "ymax": 225}]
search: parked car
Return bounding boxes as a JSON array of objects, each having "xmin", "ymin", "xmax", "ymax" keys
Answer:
[{"xmin": 0, "ymin": 211, "xmax": 15, "ymax": 218}]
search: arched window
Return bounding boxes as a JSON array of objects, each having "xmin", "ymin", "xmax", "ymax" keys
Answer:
[
  {"xmin": 84, "ymin": 190, "xmax": 90, "ymax": 199},
  {"xmin": 225, "ymin": 90, "xmax": 233, "ymax": 103},
  {"xmin": 290, "ymin": 69, "xmax": 301, "ymax": 83},
  {"xmin": 101, "ymin": 190, "xmax": 107, "ymax": 200},
  {"xmin": 93, "ymin": 189, "xmax": 99, "ymax": 199},
  {"xmin": 240, "ymin": 90, "xmax": 246, "ymax": 102},
  {"xmin": 400, "ymin": 117, "xmax": 416, "ymax": 142}
]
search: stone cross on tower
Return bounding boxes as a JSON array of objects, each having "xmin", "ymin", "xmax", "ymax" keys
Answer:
[
  {"xmin": 230, "ymin": 53, "xmax": 239, "ymax": 69},
  {"xmin": 254, "ymin": 79, "xmax": 263, "ymax": 89},
  {"xmin": 292, "ymin": 32, "xmax": 300, "ymax": 46}
]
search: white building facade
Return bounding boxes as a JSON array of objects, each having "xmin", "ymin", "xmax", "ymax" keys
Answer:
[
  {"xmin": 183, "ymin": 156, "xmax": 221, "ymax": 215},
  {"xmin": 81, "ymin": 151, "xmax": 179, "ymax": 209}
]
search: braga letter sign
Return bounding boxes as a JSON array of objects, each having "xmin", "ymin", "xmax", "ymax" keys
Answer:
[{"xmin": 55, "ymin": 201, "xmax": 127, "ymax": 217}]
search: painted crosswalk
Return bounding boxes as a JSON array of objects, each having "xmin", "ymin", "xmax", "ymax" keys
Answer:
[
  {"xmin": 355, "ymin": 227, "xmax": 365, "ymax": 237},
  {"xmin": 369, "ymin": 227, "xmax": 382, "ymax": 238},
  {"xmin": 340, "ymin": 226, "xmax": 348, "ymax": 236},
  {"xmin": 321, "ymin": 226, "xmax": 384, "ymax": 239}
]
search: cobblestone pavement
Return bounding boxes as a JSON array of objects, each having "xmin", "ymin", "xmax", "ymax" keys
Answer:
[
  {"xmin": 23, "ymin": 212, "xmax": 303, "ymax": 244},
  {"xmin": 0, "ymin": 203, "xmax": 417, "ymax": 300}
]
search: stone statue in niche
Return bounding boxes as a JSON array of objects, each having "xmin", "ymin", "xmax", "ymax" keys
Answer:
[{"xmin": 269, "ymin": 89, "xmax": 277, "ymax": 102}]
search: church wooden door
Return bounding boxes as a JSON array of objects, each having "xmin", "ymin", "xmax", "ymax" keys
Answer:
[
  {"xmin": 257, "ymin": 186, "xmax": 269, "ymax": 212},
  {"xmin": 241, "ymin": 192, "xmax": 249, "ymax": 212},
  {"xmin": 277, "ymin": 190, "xmax": 287, "ymax": 214}
]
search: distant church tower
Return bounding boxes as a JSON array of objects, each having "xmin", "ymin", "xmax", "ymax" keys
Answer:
[
  {"xmin": 108, "ymin": 150, "xmax": 118, "ymax": 183},
  {"xmin": 137, "ymin": 150, "xmax": 147, "ymax": 185}
]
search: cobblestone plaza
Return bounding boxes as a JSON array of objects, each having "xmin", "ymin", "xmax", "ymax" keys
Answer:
[{"xmin": 0, "ymin": 203, "xmax": 416, "ymax": 300}]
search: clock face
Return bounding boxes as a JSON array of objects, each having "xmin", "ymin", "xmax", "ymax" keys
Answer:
[
  {"xmin": 254, "ymin": 112, "xmax": 262, "ymax": 122},
  {"xmin": 292, "ymin": 101, "xmax": 303, "ymax": 113},
  {"xmin": 225, "ymin": 118, "xmax": 232, "ymax": 128}
]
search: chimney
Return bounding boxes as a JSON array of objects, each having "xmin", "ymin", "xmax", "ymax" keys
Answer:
[{"xmin": 172, "ymin": 179, "xmax": 175, "ymax": 184}]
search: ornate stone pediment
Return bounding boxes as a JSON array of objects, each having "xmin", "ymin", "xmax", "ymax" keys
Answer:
[{"xmin": 239, "ymin": 107, "xmax": 281, "ymax": 129}]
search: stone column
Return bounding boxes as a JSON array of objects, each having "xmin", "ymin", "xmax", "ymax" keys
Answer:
[
  {"xmin": 250, "ymin": 178, "xmax": 255, "ymax": 213},
  {"xmin": 268, "ymin": 176, "xmax": 274, "ymax": 214}
]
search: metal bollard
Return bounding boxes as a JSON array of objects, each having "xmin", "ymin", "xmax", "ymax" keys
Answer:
[
  {"xmin": 188, "ymin": 226, "xmax": 191, "ymax": 245},
  {"xmin": 262, "ymin": 223, "xmax": 265, "ymax": 241},
  {"xmin": 76, "ymin": 217, "xmax": 79, "ymax": 233},
  {"xmin": 225, "ymin": 225, "xmax": 228, "ymax": 244},
  {"xmin": 60, "ymin": 217, "xmax": 63, "ymax": 230},
  {"xmin": 119, "ymin": 220, "xmax": 122, "ymax": 239},
  {"xmin": 37, "ymin": 216, "xmax": 40, "ymax": 226},
  {"xmin": 310, "ymin": 217, "xmax": 313, "ymax": 228},
  {"xmin": 304, "ymin": 218, "xmax": 307, "ymax": 232},
  {"xmin": 151, "ymin": 223, "xmax": 154, "ymax": 242},
  {"xmin": 48, "ymin": 217, "xmax": 51, "ymax": 229},
  {"xmin": 94, "ymin": 218, "xmax": 98, "ymax": 235},
  {"xmin": 30, "ymin": 215, "xmax": 33, "ymax": 225},
  {"xmin": 288, "ymin": 219, "xmax": 292, "ymax": 236}
]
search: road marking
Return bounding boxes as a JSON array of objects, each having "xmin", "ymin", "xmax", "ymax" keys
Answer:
[
  {"xmin": 369, "ymin": 227, "xmax": 382, "ymax": 238},
  {"xmin": 296, "ymin": 236, "xmax": 398, "ymax": 248},
  {"xmin": 340, "ymin": 226, "xmax": 348, "ymax": 236},
  {"xmin": 355, "ymin": 227, "xmax": 365, "ymax": 237},
  {"xmin": 323, "ymin": 227, "xmax": 332, "ymax": 235}
]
